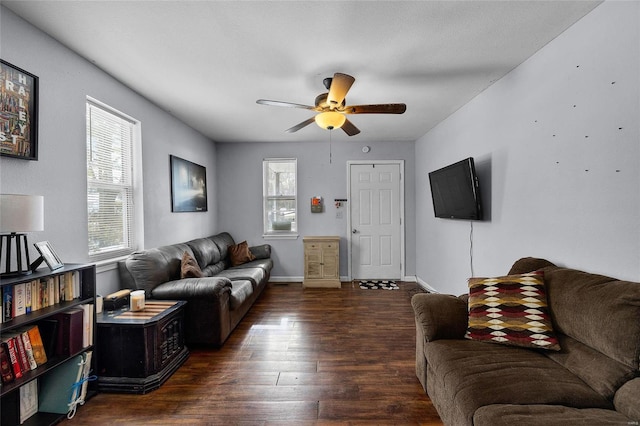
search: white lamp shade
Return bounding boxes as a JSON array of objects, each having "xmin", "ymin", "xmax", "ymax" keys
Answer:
[
  {"xmin": 315, "ymin": 111, "xmax": 346, "ymax": 130},
  {"xmin": 0, "ymin": 194, "xmax": 44, "ymax": 232}
]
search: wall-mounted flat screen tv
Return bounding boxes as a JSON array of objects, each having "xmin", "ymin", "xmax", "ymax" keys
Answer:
[{"xmin": 428, "ymin": 157, "xmax": 482, "ymax": 220}]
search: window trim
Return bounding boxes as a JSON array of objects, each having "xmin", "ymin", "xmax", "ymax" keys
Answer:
[
  {"xmin": 86, "ymin": 96, "xmax": 144, "ymax": 261},
  {"xmin": 262, "ymin": 158, "xmax": 298, "ymax": 239}
]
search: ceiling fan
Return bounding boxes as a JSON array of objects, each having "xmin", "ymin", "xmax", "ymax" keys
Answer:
[{"xmin": 256, "ymin": 72, "xmax": 406, "ymax": 136}]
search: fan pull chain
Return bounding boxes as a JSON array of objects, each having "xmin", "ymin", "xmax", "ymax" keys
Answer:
[{"xmin": 329, "ymin": 130, "xmax": 333, "ymax": 164}]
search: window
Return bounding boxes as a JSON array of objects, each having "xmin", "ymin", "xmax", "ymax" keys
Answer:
[
  {"xmin": 263, "ymin": 158, "xmax": 297, "ymax": 237},
  {"xmin": 86, "ymin": 98, "xmax": 142, "ymax": 260}
]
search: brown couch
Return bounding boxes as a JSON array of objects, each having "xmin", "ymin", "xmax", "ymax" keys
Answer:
[
  {"xmin": 118, "ymin": 232, "xmax": 272, "ymax": 347},
  {"xmin": 412, "ymin": 257, "xmax": 640, "ymax": 425}
]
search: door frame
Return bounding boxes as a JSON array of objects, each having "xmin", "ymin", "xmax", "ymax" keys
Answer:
[{"xmin": 346, "ymin": 160, "xmax": 405, "ymax": 281}]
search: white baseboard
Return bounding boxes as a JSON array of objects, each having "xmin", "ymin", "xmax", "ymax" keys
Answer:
[
  {"xmin": 269, "ymin": 276, "xmax": 303, "ymax": 283},
  {"xmin": 415, "ymin": 276, "xmax": 439, "ymax": 293},
  {"xmin": 271, "ymin": 275, "xmax": 423, "ymax": 285}
]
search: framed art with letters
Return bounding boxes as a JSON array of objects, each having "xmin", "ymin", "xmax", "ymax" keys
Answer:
[{"xmin": 0, "ymin": 60, "xmax": 38, "ymax": 160}]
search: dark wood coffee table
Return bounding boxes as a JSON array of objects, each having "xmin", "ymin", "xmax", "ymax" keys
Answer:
[{"xmin": 96, "ymin": 300, "xmax": 189, "ymax": 394}]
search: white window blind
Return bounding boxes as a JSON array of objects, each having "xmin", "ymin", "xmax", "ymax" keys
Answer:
[
  {"xmin": 263, "ymin": 158, "xmax": 297, "ymax": 238},
  {"xmin": 86, "ymin": 100, "xmax": 138, "ymax": 259}
]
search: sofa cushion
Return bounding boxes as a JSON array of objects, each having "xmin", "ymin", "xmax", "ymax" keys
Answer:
[
  {"xmin": 181, "ymin": 251, "xmax": 203, "ymax": 279},
  {"xmin": 210, "ymin": 232, "xmax": 235, "ymax": 261},
  {"xmin": 473, "ymin": 404, "xmax": 632, "ymax": 426},
  {"xmin": 541, "ymin": 266, "xmax": 640, "ymax": 371},
  {"xmin": 216, "ymin": 267, "xmax": 266, "ymax": 289},
  {"xmin": 231, "ymin": 257, "xmax": 274, "ymax": 275},
  {"xmin": 201, "ymin": 261, "xmax": 227, "ymax": 277},
  {"xmin": 118, "ymin": 243, "xmax": 193, "ymax": 294},
  {"xmin": 229, "ymin": 280, "xmax": 253, "ymax": 310},
  {"xmin": 544, "ymin": 333, "xmax": 637, "ymax": 401},
  {"xmin": 508, "ymin": 257, "xmax": 557, "ymax": 275},
  {"xmin": 228, "ymin": 241, "xmax": 256, "ymax": 266},
  {"xmin": 186, "ymin": 237, "xmax": 221, "ymax": 269},
  {"xmin": 466, "ymin": 271, "xmax": 560, "ymax": 351},
  {"xmin": 424, "ymin": 339, "xmax": 613, "ymax": 425},
  {"xmin": 155, "ymin": 243, "xmax": 193, "ymax": 281},
  {"xmin": 249, "ymin": 244, "xmax": 271, "ymax": 260}
]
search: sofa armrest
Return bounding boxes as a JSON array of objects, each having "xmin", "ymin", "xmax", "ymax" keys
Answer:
[
  {"xmin": 150, "ymin": 277, "xmax": 232, "ymax": 299},
  {"xmin": 614, "ymin": 378, "xmax": 640, "ymax": 421},
  {"xmin": 411, "ymin": 293, "xmax": 468, "ymax": 341},
  {"xmin": 249, "ymin": 244, "xmax": 271, "ymax": 260},
  {"xmin": 151, "ymin": 277, "xmax": 233, "ymax": 347}
]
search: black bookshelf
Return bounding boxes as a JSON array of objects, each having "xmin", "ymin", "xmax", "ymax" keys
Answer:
[{"xmin": 0, "ymin": 264, "xmax": 96, "ymax": 425}]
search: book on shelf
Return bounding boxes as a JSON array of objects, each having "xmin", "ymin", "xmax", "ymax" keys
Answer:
[
  {"xmin": 25, "ymin": 282, "xmax": 32, "ymax": 314},
  {"xmin": 40, "ymin": 279, "xmax": 49, "ymax": 308},
  {"xmin": 52, "ymin": 308, "xmax": 84, "ymax": 357},
  {"xmin": 2, "ymin": 335, "xmax": 23, "ymax": 379},
  {"xmin": 78, "ymin": 350, "xmax": 93, "ymax": 404},
  {"xmin": 38, "ymin": 353, "xmax": 85, "ymax": 415},
  {"xmin": 3, "ymin": 285, "xmax": 13, "ymax": 322},
  {"xmin": 0, "ymin": 341, "xmax": 15, "ymax": 384},
  {"xmin": 9, "ymin": 332, "xmax": 32, "ymax": 374},
  {"xmin": 19, "ymin": 378, "xmax": 38, "ymax": 423},
  {"xmin": 14, "ymin": 283, "xmax": 27, "ymax": 317},
  {"xmin": 31, "ymin": 279, "xmax": 39, "ymax": 311},
  {"xmin": 81, "ymin": 304, "xmax": 94, "ymax": 348},
  {"xmin": 0, "ymin": 271, "xmax": 83, "ymax": 323},
  {"xmin": 19, "ymin": 328, "xmax": 39, "ymax": 370},
  {"xmin": 26, "ymin": 324, "xmax": 48, "ymax": 366},
  {"xmin": 66, "ymin": 350, "xmax": 93, "ymax": 419},
  {"xmin": 61, "ymin": 271, "xmax": 80, "ymax": 302}
]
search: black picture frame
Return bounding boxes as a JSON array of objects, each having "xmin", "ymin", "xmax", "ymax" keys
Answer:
[
  {"xmin": 170, "ymin": 155, "xmax": 208, "ymax": 212},
  {"xmin": 0, "ymin": 60, "xmax": 38, "ymax": 160},
  {"xmin": 33, "ymin": 241, "xmax": 63, "ymax": 271}
]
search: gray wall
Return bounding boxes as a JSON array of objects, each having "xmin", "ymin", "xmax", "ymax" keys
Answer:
[
  {"xmin": 415, "ymin": 1, "xmax": 640, "ymax": 295},
  {"xmin": 216, "ymin": 139, "xmax": 416, "ymax": 279},
  {"xmin": 0, "ymin": 8, "xmax": 218, "ymax": 295},
  {"xmin": 4, "ymin": 2, "xmax": 637, "ymax": 296}
]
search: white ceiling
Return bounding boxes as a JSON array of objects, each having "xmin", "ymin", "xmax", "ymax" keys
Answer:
[{"xmin": 3, "ymin": 1, "xmax": 601, "ymax": 143}]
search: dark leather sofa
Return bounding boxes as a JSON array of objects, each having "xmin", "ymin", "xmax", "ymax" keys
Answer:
[
  {"xmin": 118, "ymin": 232, "xmax": 272, "ymax": 347},
  {"xmin": 412, "ymin": 257, "xmax": 640, "ymax": 425}
]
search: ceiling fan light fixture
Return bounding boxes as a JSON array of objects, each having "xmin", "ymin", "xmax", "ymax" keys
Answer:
[{"xmin": 315, "ymin": 111, "xmax": 346, "ymax": 130}]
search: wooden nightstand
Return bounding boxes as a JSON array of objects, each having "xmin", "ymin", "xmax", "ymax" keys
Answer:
[
  {"xmin": 96, "ymin": 300, "xmax": 189, "ymax": 394},
  {"xmin": 303, "ymin": 236, "xmax": 341, "ymax": 288}
]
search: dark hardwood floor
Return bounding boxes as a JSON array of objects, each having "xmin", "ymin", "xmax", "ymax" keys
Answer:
[{"xmin": 66, "ymin": 282, "xmax": 443, "ymax": 425}]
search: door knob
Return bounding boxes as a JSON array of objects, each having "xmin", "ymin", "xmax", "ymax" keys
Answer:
[{"xmin": 352, "ymin": 229, "xmax": 358, "ymax": 234}]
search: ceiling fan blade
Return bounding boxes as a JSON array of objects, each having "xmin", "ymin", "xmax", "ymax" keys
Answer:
[
  {"xmin": 257, "ymin": 99, "xmax": 316, "ymax": 110},
  {"xmin": 344, "ymin": 103, "xmax": 407, "ymax": 114},
  {"xmin": 285, "ymin": 117, "xmax": 316, "ymax": 133},
  {"xmin": 341, "ymin": 118, "xmax": 360, "ymax": 136},
  {"xmin": 327, "ymin": 73, "xmax": 355, "ymax": 108}
]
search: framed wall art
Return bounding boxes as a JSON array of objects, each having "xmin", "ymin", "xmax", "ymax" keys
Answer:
[
  {"xmin": 0, "ymin": 60, "xmax": 38, "ymax": 160},
  {"xmin": 170, "ymin": 155, "xmax": 208, "ymax": 212}
]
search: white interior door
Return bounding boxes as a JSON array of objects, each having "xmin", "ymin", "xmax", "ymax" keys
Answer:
[{"xmin": 349, "ymin": 162, "xmax": 402, "ymax": 280}]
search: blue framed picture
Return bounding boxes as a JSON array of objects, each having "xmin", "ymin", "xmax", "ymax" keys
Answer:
[{"xmin": 170, "ymin": 155, "xmax": 208, "ymax": 212}]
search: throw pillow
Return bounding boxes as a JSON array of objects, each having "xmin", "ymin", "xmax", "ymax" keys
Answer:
[
  {"xmin": 465, "ymin": 271, "xmax": 561, "ymax": 351},
  {"xmin": 229, "ymin": 241, "xmax": 256, "ymax": 267},
  {"xmin": 180, "ymin": 251, "xmax": 203, "ymax": 279}
]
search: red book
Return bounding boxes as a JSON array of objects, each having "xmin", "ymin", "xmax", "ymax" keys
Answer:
[
  {"xmin": 53, "ymin": 308, "xmax": 84, "ymax": 356},
  {"xmin": 0, "ymin": 342, "xmax": 15, "ymax": 383},
  {"xmin": 4, "ymin": 336, "xmax": 22, "ymax": 379},
  {"xmin": 12, "ymin": 332, "xmax": 31, "ymax": 373}
]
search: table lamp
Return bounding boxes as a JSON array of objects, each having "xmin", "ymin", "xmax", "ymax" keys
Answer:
[{"xmin": 0, "ymin": 194, "xmax": 44, "ymax": 277}]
